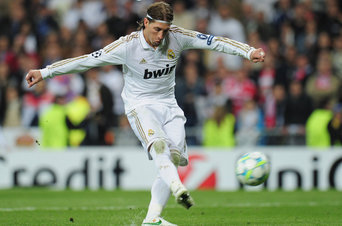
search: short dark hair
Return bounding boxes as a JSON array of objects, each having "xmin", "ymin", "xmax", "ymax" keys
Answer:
[{"xmin": 137, "ymin": 2, "xmax": 173, "ymax": 30}]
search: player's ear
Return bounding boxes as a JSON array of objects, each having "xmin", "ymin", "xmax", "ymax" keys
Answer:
[{"xmin": 144, "ymin": 18, "xmax": 150, "ymax": 27}]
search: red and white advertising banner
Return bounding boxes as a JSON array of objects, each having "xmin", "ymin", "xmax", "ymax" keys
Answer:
[{"xmin": 0, "ymin": 147, "xmax": 341, "ymax": 191}]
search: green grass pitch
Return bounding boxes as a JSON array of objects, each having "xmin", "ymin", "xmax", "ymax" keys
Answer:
[{"xmin": 0, "ymin": 189, "xmax": 341, "ymax": 225}]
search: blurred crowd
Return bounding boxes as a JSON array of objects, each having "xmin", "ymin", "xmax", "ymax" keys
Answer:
[{"xmin": 1, "ymin": 0, "xmax": 342, "ymax": 148}]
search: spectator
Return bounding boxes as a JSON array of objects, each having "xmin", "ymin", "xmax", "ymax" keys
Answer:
[
  {"xmin": 34, "ymin": 2, "xmax": 59, "ymax": 41},
  {"xmin": 65, "ymin": 95, "xmax": 91, "ymax": 147},
  {"xmin": 99, "ymin": 65, "xmax": 125, "ymax": 123},
  {"xmin": 192, "ymin": 0, "xmax": 211, "ymax": 20},
  {"xmin": 6, "ymin": 1, "xmax": 27, "ymax": 39},
  {"xmin": 207, "ymin": 0, "xmax": 246, "ymax": 70},
  {"xmin": 319, "ymin": 0, "xmax": 342, "ymax": 38},
  {"xmin": 0, "ymin": 63, "xmax": 10, "ymax": 125},
  {"xmin": 305, "ymin": 51, "xmax": 340, "ymax": 108},
  {"xmin": 289, "ymin": 2, "xmax": 310, "ymax": 54},
  {"xmin": 284, "ymin": 80, "xmax": 313, "ymax": 145},
  {"xmin": 0, "ymin": 0, "xmax": 10, "ymax": 17},
  {"xmin": 3, "ymin": 85, "xmax": 21, "ymax": 127},
  {"xmin": 263, "ymin": 84, "xmax": 286, "ymax": 145},
  {"xmin": 120, "ymin": 0, "xmax": 141, "ymax": 34},
  {"xmin": 62, "ymin": 0, "xmax": 106, "ymax": 32},
  {"xmin": 176, "ymin": 63, "xmax": 206, "ymax": 145},
  {"xmin": 204, "ymin": 76, "xmax": 228, "ymax": 122},
  {"xmin": 242, "ymin": 0, "xmax": 276, "ymax": 23},
  {"xmin": 203, "ymin": 104, "xmax": 235, "ymax": 147},
  {"xmin": 327, "ymin": 104, "xmax": 342, "ymax": 146},
  {"xmin": 291, "ymin": 54, "xmax": 313, "ymax": 87},
  {"xmin": 172, "ymin": 0, "xmax": 196, "ymax": 30},
  {"xmin": 266, "ymin": 37, "xmax": 281, "ymax": 66},
  {"xmin": 82, "ymin": 68, "xmax": 115, "ymax": 145},
  {"xmin": 177, "ymin": 49, "xmax": 207, "ymax": 79},
  {"xmin": 21, "ymin": 81, "xmax": 54, "ymax": 127},
  {"xmin": 264, "ymin": 84, "xmax": 286, "ymax": 129},
  {"xmin": 41, "ymin": 35, "xmax": 63, "ymax": 67},
  {"xmin": 309, "ymin": 32, "xmax": 332, "ymax": 65},
  {"xmin": 279, "ymin": 21, "xmax": 295, "ymax": 48},
  {"xmin": 104, "ymin": 1, "xmax": 127, "ymax": 39},
  {"xmin": 306, "ymin": 98, "xmax": 333, "ymax": 147},
  {"xmin": 222, "ymin": 65, "xmax": 257, "ymax": 115},
  {"xmin": 39, "ymin": 94, "xmax": 90, "ymax": 148},
  {"xmin": 0, "ymin": 35, "xmax": 19, "ymax": 73},
  {"xmin": 236, "ymin": 99, "xmax": 264, "ymax": 146},
  {"xmin": 303, "ymin": 19, "xmax": 318, "ymax": 56},
  {"xmin": 39, "ymin": 94, "xmax": 70, "ymax": 148},
  {"xmin": 272, "ymin": 0, "xmax": 293, "ymax": 34},
  {"xmin": 275, "ymin": 45, "xmax": 297, "ymax": 92},
  {"xmin": 62, "ymin": 0, "xmax": 85, "ymax": 31},
  {"xmin": 332, "ymin": 35, "xmax": 342, "ymax": 80},
  {"xmin": 257, "ymin": 55, "xmax": 276, "ymax": 106}
]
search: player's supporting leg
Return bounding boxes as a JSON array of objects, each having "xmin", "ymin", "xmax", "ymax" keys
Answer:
[
  {"xmin": 145, "ymin": 150, "xmax": 189, "ymax": 220},
  {"xmin": 143, "ymin": 179, "xmax": 177, "ymax": 226},
  {"xmin": 149, "ymin": 139, "xmax": 194, "ymax": 209},
  {"xmin": 143, "ymin": 140, "xmax": 193, "ymax": 225},
  {"xmin": 144, "ymin": 176, "xmax": 170, "ymax": 220}
]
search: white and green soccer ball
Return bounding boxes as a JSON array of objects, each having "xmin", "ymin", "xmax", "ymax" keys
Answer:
[{"xmin": 235, "ymin": 152, "xmax": 270, "ymax": 186}]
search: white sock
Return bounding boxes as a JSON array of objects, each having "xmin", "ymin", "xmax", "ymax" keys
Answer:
[
  {"xmin": 150, "ymin": 139, "xmax": 182, "ymax": 187},
  {"xmin": 145, "ymin": 176, "xmax": 171, "ymax": 219}
]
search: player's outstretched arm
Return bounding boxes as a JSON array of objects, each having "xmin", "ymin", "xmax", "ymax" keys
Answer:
[
  {"xmin": 249, "ymin": 48, "xmax": 265, "ymax": 63},
  {"xmin": 25, "ymin": 70, "xmax": 43, "ymax": 88},
  {"xmin": 171, "ymin": 26, "xmax": 266, "ymax": 63}
]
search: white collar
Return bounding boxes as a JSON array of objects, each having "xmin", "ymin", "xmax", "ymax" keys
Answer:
[
  {"xmin": 139, "ymin": 30, "xmax": 167, "ymax": 51},
  {"xmin": 139, "ymin": 30, "xmax": 151, "ymax": 50}
]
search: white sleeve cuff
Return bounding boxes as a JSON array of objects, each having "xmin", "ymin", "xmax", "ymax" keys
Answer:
[
  {"xmin": 40, "ymin": 68, "xmax": 51, "ymax": 79},
  {"xmin": 247, "ymin": 47, "xmax": 256, "ymax": 61}
]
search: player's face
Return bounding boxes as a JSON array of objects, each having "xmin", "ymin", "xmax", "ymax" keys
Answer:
[{"xmin": 143, "ymin": 18, "xmax": 170, "ymax": 48}]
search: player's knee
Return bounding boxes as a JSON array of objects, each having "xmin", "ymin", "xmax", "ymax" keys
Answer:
[{"xmin": 152, "ymin": 139, "xmax": 167, "ymax": 154}]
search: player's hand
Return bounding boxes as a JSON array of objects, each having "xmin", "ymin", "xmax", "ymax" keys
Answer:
[
  {"xmin": 250, "ymin": 48, "xmax": 266, "ymax": 63},
  {"xmin": 25, "ymin": 70, "xmax": 43, "ymax": 88}
]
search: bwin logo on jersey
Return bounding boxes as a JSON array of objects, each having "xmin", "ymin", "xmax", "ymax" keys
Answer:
[{"xmin": 144, "ymin": 64, "xmax": 176, "ymax": 79}]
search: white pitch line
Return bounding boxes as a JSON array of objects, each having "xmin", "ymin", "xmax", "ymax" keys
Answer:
[
  {"xmin": 0, "ymin": 202, "xmax": 341, "ymax": 212},
  {"xmin": 0, "ymin": 206, "xmax": 139, "ymax": 212}
]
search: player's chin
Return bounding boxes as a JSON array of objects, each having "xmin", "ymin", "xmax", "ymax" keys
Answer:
[
  {"xmin": 153, "ymin": 41, "xmax": 161, "ymax": 46},
  {"xmin": 253, "ymin": 58, "xmax": 264, "ymax": 63}
]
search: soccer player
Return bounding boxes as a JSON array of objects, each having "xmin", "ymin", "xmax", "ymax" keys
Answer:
[{"xmin": 26, "ymin": 2, "xmax": 265, "ymax": 225}]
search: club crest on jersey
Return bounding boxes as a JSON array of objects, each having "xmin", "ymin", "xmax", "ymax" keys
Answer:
[
  {"xmin": 144, "ymin": 64, "xmax": 176, "ymax": 79},
  {"xmin": 148, "ymin": 129, "xmax": 155, "ymax": 136},
  {"xmin": 167, "ymin": 49, "xmax": 175, "ymax": 59}
]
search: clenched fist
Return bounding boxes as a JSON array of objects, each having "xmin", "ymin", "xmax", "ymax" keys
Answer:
[
  {"xmin": 250, "ymin": 48, "xmax": 266, "ymax": 63},
  {"xmin": 25, "ymin": 70, "xmax": 43, "ymax": 88}
]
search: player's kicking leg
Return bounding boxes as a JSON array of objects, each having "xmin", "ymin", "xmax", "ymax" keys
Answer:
[
  {"xmin": 169, "ymin": 149, "xmax": 193, "ymax": 209},
  {"xmin": 150, "ymin": 139, "xmax": 194, "ymax": 208},
  {"xmin": 142, "ymin": 139, "xmax": 194, "ymax": 225}
]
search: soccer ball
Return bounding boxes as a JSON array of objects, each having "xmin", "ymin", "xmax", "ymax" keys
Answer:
[{"xmin": 235, "ymin": 152, "xmax": 270, "ymax": 186}]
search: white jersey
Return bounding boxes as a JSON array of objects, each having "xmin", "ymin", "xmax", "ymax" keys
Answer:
[{"xmin": 40, "ymin": 25, "xmax": 255, "ymax": 114}]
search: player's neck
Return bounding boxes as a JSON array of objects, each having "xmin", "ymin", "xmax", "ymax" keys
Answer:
[{"xmin": 143, "ymin": 30, "xmax": 158, "ymax": 49}]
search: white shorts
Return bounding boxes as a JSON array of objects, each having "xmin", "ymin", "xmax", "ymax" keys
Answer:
[{"xmin": 127, "ymin": 104, "xmax": 187, "ymax": 160}]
